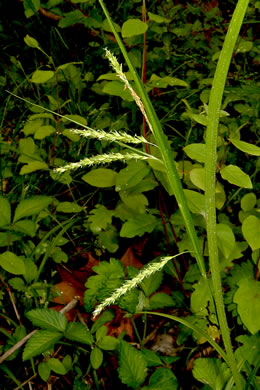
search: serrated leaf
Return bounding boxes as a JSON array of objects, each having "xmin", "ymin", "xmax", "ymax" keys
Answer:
[
  {"xmin": 183, "ymin": 143, "xmax": 206, "ymax": 163},
  {"xmin": 118, "ymin": 340, "xmax": 147, "ymax": 389},
  {"xmin": 90, "ymin": 347, "xmax": 103, "ymax": 369},
  {"xmin": 122, "ymin": 19, "xmax": 148, "ymax": 38},
  {"xmin": 0, "ymin": 251, "xmax": 25, "ymax": 275},
  {"xmin": 26, "ymin": 308, "xmax": 67, "ymax": 332},
  {"xmin": 56, "ymin": 202, "xmax": 82, "ymax": 213},
  {"xmin": 146, "ymin": 367, "xmax": 178, "ymax": 390},
  {"xmin": 9, "ymin": 277, "xmax": 26, "ymax": 291},
  {"xmin": 0, "ymin": 197, "xmax": 11, "ymax": 227},
  {"xmin": 82, "ymin": 168, "xmax": 117, "ymax": 188},
  {"xmin": 120, "ymin": 214, "xmax": 157, "ymax": 238},
  {"xmin": 229, "ymin": 138, "xmax": 260, "ymax": 156},
  {"xmin": 242, "ymin": 215, "xmax": 260, "ymax": 251},
  {"xmin": 233, "ymin": 279, "xmax": 260, "ymax": 334},
  {"xmin": 64, "ymin": 322, "xmax": 94, "ymax": 345},
  {"xmin": 47, "ymin": 358, "xmax": 66, "ymax": 375},
  {"xmin": 235, "ymin": 334, "xmax": 260, "ymax": 366},
  {"xmin": 99, "ymin": 226, "xmax": 119, "ymax": 253},
  {"xmin": 20, "ymin": 161, "xmax": 49, "ymax": 174},
  {"xmin": 141, "ymin": 271, "xmax": 163, "ymax": 297},
  {"xmin": 141, "ymin": 349, "xmax": 163, "ymax": 367},
  {"xmin": 31, "ymin": 70, "xmax": 55, "ymax": 83},
  {"xmin": 13, "ymin": 196, "xmax": 52, "ymax": 222},
  {"xmin": 192, "ymin": 358, "xmax": 231, "ymax": 389},
  {"xmin": 220, "ymin": 165, "xmax": 252, "ymax": 188},
  {"xmin": 216, "ymin": 223, "xmax": 235, "ymax": 259},
  {"xmin": 38, "ymin": 362, "xmax": 50, "ymax": 381},
  {"xmin": 23, "ymin": 330, "xmax": 62, "ymax": 360},
  {"xmin": 149, "ymin": 292, "xmax": 175, "ymax": 310}
]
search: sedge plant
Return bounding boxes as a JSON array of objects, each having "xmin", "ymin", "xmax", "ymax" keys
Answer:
[{"xmin": 93, "ymin": 1, "xmax": 250, "ymax": 389}]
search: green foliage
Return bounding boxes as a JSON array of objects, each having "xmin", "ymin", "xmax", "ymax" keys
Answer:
[{"xmin": 0, "ymin": 0, "xmax": 259, "ymax": 388}]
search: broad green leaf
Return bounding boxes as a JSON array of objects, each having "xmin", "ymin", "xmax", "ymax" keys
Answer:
[
  {"xmin": 12, "ymin": 220, "xmax": 36, "ymax": 237},
  {"xmin": 190, "ymin": 113, "xmax": 208, "ymax": 126},
  {"xmin": 88, "ymin": 205, "xmax": 114, "ymax": 233},
  {"xmin": 141, "ymin": 349, "xmax": 163, "ymax": 367},
  {"xmin": 191, "ymin": 277, "xmax": 210, "ymax": 315},
  {"xmin": 22, "ymin": 120, "xmax": 42, "ymax": 136},
  {"xmin": 229, "ymin": 138, "xmax": 260, "ymax": 156},
  {"xmin": 20, "ymin": 161, "xmax": 49, "ymax": 174},
  {"xmin": 184, "ymin": 190, "xmax": 206, "ymax": 217},
  {"xmin": 62, "ymin": 355, "xmax": 72, "ymax": 372},
  {"xmin": 120, "ymin": 191, "xmax": 148, "ymax": 214},
  {"xmin": 97, "ymin": 71, "xmax": 133, "ymax": 81},
  {"xmin": 13, "ymin": 196, "xmax": 52, "ymax": 222},
  {"xmin": 242, "ymin": 215, "xmax": 260, "ymax": 251},
  {"xmin": 31, "ymin": 70, "xmax": 55, "ymax": 84},
  {"xmin": 241, "ymin": 193, "xmax": 256, "ymax": 211},
  {"xmin": 99, "ymin": 227, "xmax": 119, "ymax": 253},
  {"xmin": 220, "ymin": 165, "xmax": 252, "ymax": 189},
  {"xmin": 9, "ymin": 277, "xmax": 26, "ymax": 292},
  {"xmin": 235, "ymin": 334, "xmax": 260, "ymax": 366},
  {"xmin": 148, "ymin": 12, "xmax": 170, "ymax": 24},
  {"xmin": 90, "ymin": 347, "xmax": 103, "ymax": 369},
  {"xmin": 192, "ymin": 358, "xmax": 231, "ymax": 389},
  {"xmin": 236, "ymin": 39, "xmax": 253, "ymax": 53},
  {"xmin": 149, "ymin": 292, "xmax": 175, "ymax": 310},
  {"xmin": 120, "ymin": 214, "xmax": 157, "ymax": 238},
  {"xmin": 82, "ymin": 168, "xmax": 117, "ymax": 188},
  {"xmin": 216, "ymin": 223, "xmax": 235, "ymax": 259},
  {"xmin": 141, "ymin": 271, "xmax": 163, "ymax": 297},
  {"xmin": 189, "ymin": 168, "xmax": 205, "ymax": 190},
  {"xmin": 0, "ymin": 197, "xmax": 11, "ymax": 227},
  {"xmin": 149, "ymin": 74, "xmax": 188, "ymax": 88},
  {"xmin": 58, "ymin": 10, "xmax": 84, "ymax": 28},
  {"xmin": 26, "ymin": 308, "xmax": 67, "ymax": 332},
  {"xmin": 122, "ymin": 19, "xmax": 148, "ymax": 38},
  {"xmin": 97, "ymin": 335, "xmax": 119, "ymax": 350},
  {"xmin": 233, "ymin": 279, "xmax": 260, "ymax": 334},
  {"xmin": 64, "ymin": 322, "xmax": 94, "ymax": 345},
  {"xmin": 145, "ymin": 367, "xmax": 178, "ymax": 390},
  {"xmin": 115, "ymin": 160, "xmax": 150, "ymax": 191},
  {"xmin": 91, "ymin": 310, "xmax": 115, "ymax": 334},
  {"xmin": 38, "ymin": 362, "xmax": 50, "ymax": 382},
  {"xmin": 24, "ymin": 34, "xmax": 40, "ymax": 49},
  {"xmin": 47, "ymin": 358, "xmax": 66, "ymax": 375},
  {"xmin": 56, "ymin": 202, "xmax": 82, "ymax": 213},
  {"xmin": 23, "ymin": 330, "xmax": 62, "ymax": 360},
  {"xmin": 183, "ymin": 144, "xmax": 206, "ymax": 163},
  {"xmin": 102, "ymin": 81, "xmax": 133, "ymax": 101},
  {"xmin": 102, "ymin": 19, "xmax": 121, "ymax": 33},
  {"xmin": 34, "ymin": 125, "xmax": 56, "ymax": 140},
  {"xmin": 0, "ymin": 251, "xmax": 25, "ymax": 275},
  {"xmin": 61, "ymin": 114, "xmax": 87, "ymax": 126},
  {"xmin": 118, "ymin": 340, "xmax": 147, "ymax": 389},
  {"xmin": 119, "ymin": 288, "xmax": 140, "ymax": 313},
  {"xmin": 24, "ymin": 258, "xmax": 37, "ymax": 283}
]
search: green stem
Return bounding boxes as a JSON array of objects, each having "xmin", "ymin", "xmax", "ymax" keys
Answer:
[
  {"xmin": 98, "ymin": 0, "xmax": 207, "ymax": 283},
  {"xmin": 205, "ymin": 1, "xmax": 249, "ymax": 389}
]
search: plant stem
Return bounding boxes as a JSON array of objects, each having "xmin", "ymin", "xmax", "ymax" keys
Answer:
[
  {"xmin": 98, "ymin": 0, "xmax": 208, "ymax": 283},
  {"xmin": 205, "ymin": 1, "xmax": 249, "ymax": 389}
]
